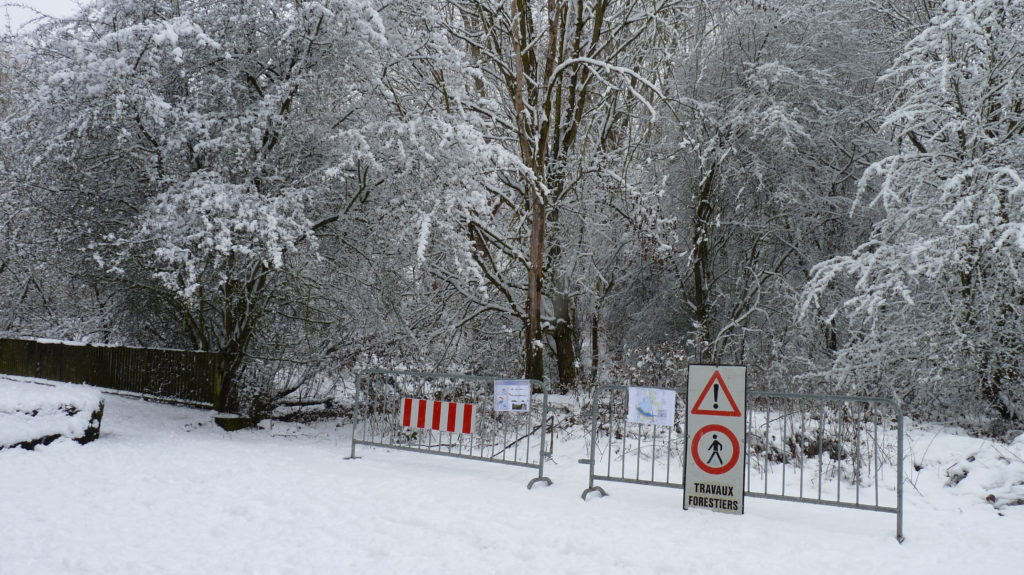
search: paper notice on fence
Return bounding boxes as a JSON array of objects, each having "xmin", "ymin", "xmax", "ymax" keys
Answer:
[
  {"xmin": 493, "ymin": 380, "xmax": 531, "ymax": 413},
  {"xmin": 627, "ymin": 387, "xmax": 676, "ymax": 426}
]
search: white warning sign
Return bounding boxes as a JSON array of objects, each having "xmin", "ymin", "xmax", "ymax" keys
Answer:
[
  {"xmin": 685, "ymin": 365, "xmax": 746, "ymax": 514},
  {"xmin": 494, "ymin": 380, "xmax": 532, "ymax": 413}
]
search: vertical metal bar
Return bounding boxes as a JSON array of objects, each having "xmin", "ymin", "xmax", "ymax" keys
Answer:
[
  {"xmin": 746, "ymin": 398, "xmax": 752, "ymax": 492},
  {"xmin": 587, "ymin": 386, "xmax": 602, "ymax": 490},
  {"xmin": 409, "ymin": 377, "xmax": 419, "ymax": 450},
  {"xmin": 651, "ymin": 423, "xmax": 657, "ymax": 481},
  {"xmin": 396, "ymin": 376, "xmax": 405, "ymax": 447},
  {"xmin": 837, "ymin": 401, "xmax": 843, "ymax": 503},
  {"xmin": 456, "ymin": 379, "xmax": 464, "ymax": 456},
  {"xmin": 897, "ymin": 404, "xmax": 905, "ymax": 542},
  {"xmin": 537, "ymin": 381, "xmax": 549, "ymax": 480},
  {"xmin": 666, "ymin": 423, "xmax": 672, "ymax": 485},
  {"xmin": 457, "ymin": 395, "xmax": 465, "ymax": 456},
  {"xmin": 874, "ymin": 405, "xmax": 879, "ymax": 507},
  {"xmin": 855, "ymin": 402, "xmax": 862, "ymax": 506},
  {"xmin": 441, "ymin": 378, "xmax": 449, "ymax": 453},
  {"xmin": 621, "ymin": 394, "xmax": 627, "ymax": 479},
  {"xmin": 349, "ymin": 373, "xmax": 362, "ymax": 459},
  {"xmin": 362, "ymin": 374, "xmax": 371, "ymax": 445},
  {"xmin": 501, "ymin": 411, "xmax": 509, "ymax": 461},
  {"xmin": 781, "ymin": 403, "xmax": 788, "ymax": 497},
  {"xmin": 764, "ymin": 402, "xmax": 770, "ymax": 494},
  {"xmin": 512, "ymin": 412, "xmax": 520, "ymax": 462},
  {"xmin": 799, "ymin": 399, "xmax": 806, "ymax": 499},
  {"xmin": 682, "ymin": 387, "xmax": 689, "ymax": 501},
  {"xmin": 379, "ymin": 376, "xmax": 387, "ymax": 447},
  {"xmin": 525, "ymin": 385, "xmax": 532, "ymax": 464},
  {"xmin": 606, "ymin": 393, "xmax": 613, "ymax": 478},
  {"xmin": 818, "ymin": 402, "xmax": 824, "ymax": 501},
  {"xmin": 635, "ymin": 423, "xmax": 642, "ymax": 480}
]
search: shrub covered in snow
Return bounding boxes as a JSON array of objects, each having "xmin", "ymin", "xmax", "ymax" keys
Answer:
[{"xmin": 0, "ymin": 377, "xmax": 105, "ymax": 450}]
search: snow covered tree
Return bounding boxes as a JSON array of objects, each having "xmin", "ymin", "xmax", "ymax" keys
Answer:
[
  {"xmin": 805, "ymin": 0, "xmax": 1024, "ymax": 427},
  {"xmin": 2, "ymin": 0, "xmax": 515, "ymax": 411},
  {"xmin": 415, "ymin": 0, "xmax": 692, "ymax": 388},
  {"xmin": 2, "ymin": 0, "xmax": 390, "ymax": 411},
  {"xmin": 620, "ymin": 0, "xmax": 890, "ymax": 388}
]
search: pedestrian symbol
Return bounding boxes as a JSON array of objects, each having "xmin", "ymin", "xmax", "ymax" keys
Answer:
[
  {"xmin": 707, "ymin": 434, "xmax": 724, "ymax": 465},
  {"xmin": 691, "ymin": 424, "xmax": 740, "ymax": 475}
]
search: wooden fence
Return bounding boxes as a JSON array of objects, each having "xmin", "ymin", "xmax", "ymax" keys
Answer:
[{"xmin": 0, "ymin": 338, "xmax": 221, "ymax": 406}]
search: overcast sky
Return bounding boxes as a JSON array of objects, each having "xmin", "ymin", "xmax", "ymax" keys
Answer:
[{"xmin": 3, "ymin": 0, "xmax": 82, "ymax": 32}]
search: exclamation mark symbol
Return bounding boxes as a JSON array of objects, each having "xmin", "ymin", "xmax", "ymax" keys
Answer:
[{"xmin": 713, "ymin": 383, "xmax": 719, "ymax": 409}]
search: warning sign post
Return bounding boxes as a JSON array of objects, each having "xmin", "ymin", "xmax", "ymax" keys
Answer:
[{"xmin": 685, "ymin": 365, "xmax": 746, "ymax": 514}]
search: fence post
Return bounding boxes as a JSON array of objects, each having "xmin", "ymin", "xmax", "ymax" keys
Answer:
[
  {"xmin": 527, "ymin": 379, "xmax": 553, "ymax": 489},
  {"xmin": 580, "ymin": 388, "xmax": 608, "ymax": 500},
  {"xmin": 897, "ymin": 406, "xmax": 905, "ymax": 543},
  {"xmin": 346, "ymin": 373, "xmax": 363, "ymax": 460},
  {"xmin": 211, "ymin": 355, "xmax": 225, "ymax": 412}
]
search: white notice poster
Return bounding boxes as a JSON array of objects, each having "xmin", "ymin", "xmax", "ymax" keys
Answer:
[
  {"xmin": 494, "ymin": 380, "xmax": 532, "ymax": 413},
  {"xmin": 627, "ymin": 387, "xmax": 677, "ymax": 426}
]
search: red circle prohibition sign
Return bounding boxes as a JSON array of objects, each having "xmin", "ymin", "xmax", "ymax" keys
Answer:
[{"xmin": 691, "ymin": 424, "xmax": 740, "ymax": 475}]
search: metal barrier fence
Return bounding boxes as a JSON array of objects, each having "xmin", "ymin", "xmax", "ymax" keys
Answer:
[
  {"xmin": 0, "ymin": 338, "xmax": 220, "ymax": 406},
  {"xmin": 348, "ymin": 370, "xmax": 553, "ymax": 488},
  {"xmin": 745, "ymin": 392, "xmax": 903, "ymax": 541},
  {"xmin": 580, "ymin": 385, "xmax": 904, "ymax": 541},
  {"xmin": 580, "ymin": 385, "xmax": 687, "ymax": 495}
]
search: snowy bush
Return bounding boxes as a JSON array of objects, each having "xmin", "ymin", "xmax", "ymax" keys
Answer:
[{"xmin": 0, "ymin": 378, "xmax": 105, "ymax": 450}]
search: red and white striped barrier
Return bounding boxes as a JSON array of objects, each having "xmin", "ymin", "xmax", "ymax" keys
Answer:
[{"xmin": 400, "ymin": 398, "xmax": 475, "ymax": 435}]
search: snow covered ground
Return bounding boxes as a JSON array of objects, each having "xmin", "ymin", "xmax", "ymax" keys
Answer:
[{"xmin": 1, "ymin": 383, "xmax": 1022, "ymax": 575}]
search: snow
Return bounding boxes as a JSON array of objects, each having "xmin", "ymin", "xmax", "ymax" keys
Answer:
[
  {"xmin": 0, "ymin": 376, "xmax": 103, "ymax": 447},
  {"xmin": 0, "ymin": 391, "xmax": 1022, "ymax": 574}
]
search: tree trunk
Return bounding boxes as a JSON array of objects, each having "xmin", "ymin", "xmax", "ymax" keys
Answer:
[
  {"xmin": 552, "ymin": 290, "xmax": 577, "ymax": 391},
  {"xmin": 692, "ymin": 164, "xmax": 717, "ymax": 362},
  {"xmin": 525, "ymin": 187, "xmax": 546, "ymax": 380},
  {"xmin": 511, "ymin": 0, "xmax": 546, "ymax": 381}
]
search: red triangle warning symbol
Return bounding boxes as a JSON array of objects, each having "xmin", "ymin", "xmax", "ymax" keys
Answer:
[{"xmin": 691, "ymin": 370, "xmax": 741, "ymax": 417}]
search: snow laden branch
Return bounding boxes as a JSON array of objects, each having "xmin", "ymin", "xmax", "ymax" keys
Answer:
[{"xmin": 547, "ymin": 57, "xmax": 665, "ymax": 120}]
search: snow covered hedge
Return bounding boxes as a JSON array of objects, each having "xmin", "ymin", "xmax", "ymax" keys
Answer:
[{"xmin": 0, "ymin": 377, "xmax": 104, "ymax": 450}]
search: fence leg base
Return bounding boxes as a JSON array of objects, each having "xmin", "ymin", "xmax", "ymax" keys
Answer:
[
  {"xmin": 344, "ymin": 456, "xmax": 362, "ymax": 460},
  {"xmin": 896, "ymin": 534, "xmax": 905, "ymax": 544},
  {"xmin": 527, "ymin": 476, "xmax": 553, "ymax": 489},
  {"xmin": 581, "ymin": 486, "xmax": 608, "ymax": 501}
]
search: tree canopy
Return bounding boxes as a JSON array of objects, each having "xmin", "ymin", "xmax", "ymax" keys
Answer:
[{"xmin": 2, "ymin": 0, "xmax": 1021, "ymax": 429}]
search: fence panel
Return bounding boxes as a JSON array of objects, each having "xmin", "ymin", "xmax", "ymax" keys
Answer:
[
  {"xmin": 581, "ymin": 385, "xmax": 904, "ymax": 541},
  {"xmin": 581, "ymin": 385, "xmax": 687, "ymax": 498},
  {"xmin": 745, "ymin": 391, "xmax": 904, "ymax": 541},
  {"xmin": 0, "ymin": 338, "xmax": 219, "ymax": 406},
  {"xmin": 348, "ymin": 370, "xmax": 553, "ymax": 488}
]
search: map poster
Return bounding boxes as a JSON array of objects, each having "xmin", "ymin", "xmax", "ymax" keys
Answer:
[
  {"xmin": 494, "ymin": 380, "xmax": 532, "ymax": 413},
  {"xmin": 627, "ymin": 387, "xmax": 677, "ymax": 426}
]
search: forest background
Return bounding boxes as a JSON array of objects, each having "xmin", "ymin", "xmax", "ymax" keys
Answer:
[{"xmin": 1, "ymin": 0, "xmax": 1022, "ymax": 433}]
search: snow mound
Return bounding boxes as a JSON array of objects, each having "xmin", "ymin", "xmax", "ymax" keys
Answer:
[
  {"xmin": 944, "ymin": 433, "xmax": 1024, "ymax": 510},
  {"xmin": 0, "ymin": 377, "xmax": 105, "ymax": 450}
]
